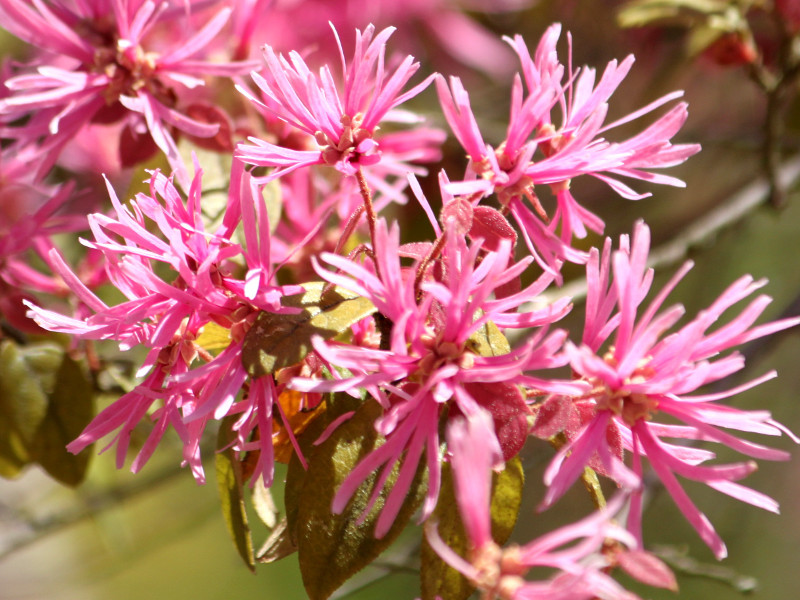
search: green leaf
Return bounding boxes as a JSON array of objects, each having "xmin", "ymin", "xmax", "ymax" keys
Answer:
[
  {"xmin": 261, "ymin": 177, "xmax": 282, "ymax": 235},
  {"xmin": 176, "ymin": 137, "xmax": 231, "ymax": 231},
  {"xmin": 616, "ymin": 0, "xmax": 731, "ymax": 28},
  {"xmin": 420, "ymin": 457, "xmax": 524, "ymax": 600},
  {"xmin": 29, "ymin": 353, "xmax": 95, "ymax": 486},
  {"xmin": 0, "ymin": 341, "xmax": 92, "ymax": 482},
  {"xmin": 0, "ymin": 341, "xmax": 58, "ymax": 443},
  {"xmin": 490, "ymin": 456, "xmax": 524, "ymax": 542},
  {"xmin": 468, "ymin": 319, "xmax": 511, "ymax": 357},
  {"xmin": 216, "ymin": 415, "xmax": 255, "ymax": 572},
  {"xmin": 242, "ymin": 282, "xmax": 376, "ymax": 377},
  {"xmin": 293, "ymin": 399, "xmax": 426, "ymax": 600},
  {"xmin": 0, "ymin": 427, "xmax": 30, "ymax": 479}
]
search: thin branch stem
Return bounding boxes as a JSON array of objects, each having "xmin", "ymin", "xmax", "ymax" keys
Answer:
[
  {"xmin": 0, "ymin": 462, "xmax": 187, "ymax": 562},
  {"xmin": 542, "ymin": 156, "xmax": 800, "ymax": 305},
  {"xmin": 354, "ymin": 168, "xmax": 380, "ymax": 278},
  {"xmin": 414, "ymin": 233, "xmax": 447, "ymax": 299},
  {"xmin": 747, "ymin": 10, "xmax": 800, "ymax": 207}
]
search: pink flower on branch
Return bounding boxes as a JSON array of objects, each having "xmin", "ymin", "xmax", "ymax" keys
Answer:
[
  {"xmin": 290, "ymin": 216, "xmax": 579, "ymax": 537},
  {"xmin": 26, "ymin": 161, "xmax": 301, "ymax": 484},
  {"xmin": 436, "ymin": 24, "xmax": 700, "ymax": 274},
  {"xmin": 236, "ymin": 23, "xmax": 438, "ymax": 182},
  {"xmin": 426, "ymin": 411, "xmax": 643, "ymax": 600},
  {"xmin": 540, "ymin": 221, "xmax": 799, "ymax": 559},
  {"xmin": 0, "ymin": 0, "xmax": 251, "ymax": 185}
]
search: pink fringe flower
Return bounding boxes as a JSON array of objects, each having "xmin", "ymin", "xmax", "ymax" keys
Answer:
[
  {"xmin": 26, "ymin": 160, "xmax": 301, "ymax": 485},
  {"xmin": 426, "ymin": 411, "xmax": 642, "ymax": 600},
  {"xmin": 0, "ymin": 0, "xmax": 251, "ymax": 186},
  {"xmin": 540, "ymin": 221, "xmax": 799, "ymax": 559},
  {"xmin": 236, "ymin": 23, "xmax": 438, "ymax": 182},
  {"xmin": 290, "ymin": 216, "xmax": 579, "ymax": 537},
  {"xmin": 436, "ymin": 24, "xmax": 700, "ymax": 275}
]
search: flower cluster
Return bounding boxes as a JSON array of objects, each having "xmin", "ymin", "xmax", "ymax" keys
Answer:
[{"xmin": 2, "ymin": 4, "xmax": 796, "ymax": 599}]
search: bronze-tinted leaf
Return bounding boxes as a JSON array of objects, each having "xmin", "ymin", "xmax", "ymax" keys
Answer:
[
  {"xmin": 420, "ymin": 457, "xmax": 524, "ymax": 600},
  {"xmin": 242, "ymin": 282, "xmax": 376, "ymax": 377},
  {"xmin": 216, "ymin": 415, "xmax": 255, "ymax": 571},
  {"xmin": 284, "ymin": 391, "xmax": 361, "ymax": 544},
  {"xmin": 294, "ymin": 399, "xmax": 426, "ymax": 600},
  {"xmin": 617, "ymin": 0, "xmax": 729, "ymax": 29}
]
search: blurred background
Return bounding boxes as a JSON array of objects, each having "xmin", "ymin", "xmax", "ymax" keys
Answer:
[{"xmin": 2, "ymin": 0, "xmax": 800, "ymax": 599}]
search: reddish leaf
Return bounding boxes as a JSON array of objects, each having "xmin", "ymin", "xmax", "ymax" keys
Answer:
[
  {"xmin": 440, "ymin": 197, "xmax": 474, "ymax": 236},
  {"xmin": 464, "ymin": 381, "xmax": 530, "ymax": 461},
  {"xmin": 703, "ymin": 32, "xmax": 757, "ymax": 66},
  {"xmin": 119, "ymin": 123, "xmax": 159, "ymax": 167},
  {"xmin": 530, "ymin": 394, "xmax": 576, "ymax": 440},
  {"xmin": 470, "ymin": 206, "xmax": 519, "ymax": 297},
  {"xmin": 184, "ymin": 103, "xmax": 234, "ymax": 152},
  {"xmin": 469, "ymin": 206, "xmax": 516, "ymax": 251},
  {"xmin": 399, "ymin": 242, "xmax": 433, "ymax": 260}
]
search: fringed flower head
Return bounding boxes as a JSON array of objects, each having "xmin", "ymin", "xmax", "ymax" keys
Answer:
[
  {"xmin": 236, "ymin": 23, "xmax": 437, "ymax": 181},
  {"xmin": 436, "ymin": 23, "xmax": 700, "ymax": 275},
  {"xmin": 0, "ymin": 0, "xmax": 250, "ymax": 186},
  {"xmin": 289, "ymin": 210, "xmax": 580, "ymax": 537},
  {"xmin": 426, "ymin": 411, "xmax": 645, "ymax": 600},
  {"xmin": 26, "ymin": 159, "xmax": 303, "ymax": 485},
  {"xmin": 539, "ymin": 221, "xmax": 799, "ymax": 559}
]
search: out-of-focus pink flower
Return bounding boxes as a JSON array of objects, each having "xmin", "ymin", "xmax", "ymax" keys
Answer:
[
  {"xmin": 0, "ymin": 0, "xmax": 251, "ymax": 185},
  {"xmin": 0, "ymin": 144, "xmax": 89, "ymax": 332},
  {"xmin": 290, "ymin": 215, "xmax": 578, "ymax": 537},
  {"xmin": 540, "ymin": 221, "xmax": 799, "ymax": 559},
  {"xmin": 437, "ymin": 24, "xmax": 700, "ymax": 275},
  {"xmin": 228, "ymin": 0, "xmax": 531, "ymax": 74},
  {"xmin": 426, "ymin": 411, "xmax": 641, "ymax": 600},
  {"xmin": 236, "ymin": 24, "xmax": 438, "ymax": 183},
  {"xmin": 26, "ymin": 160, "xmax": 301, "ymax": 484}
]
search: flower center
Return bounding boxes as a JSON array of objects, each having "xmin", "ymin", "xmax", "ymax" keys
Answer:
[
  {"xmin": 316, "ymin": 113, "xmax": 380, "ymax": 173},
  {"xmin": 93, "ymin": 39, "xmax": 167, "ymax": 104},
  {"xmin": 594, "ymin": 352, "xmax": 659, "ymax": 427},
  {"xmin": 414, "ymin": 334, "xmax": 476, "ymax": 380},
  {"xmin": 468, "ymin": 542, "xmax": 527, "ymax": 600}
]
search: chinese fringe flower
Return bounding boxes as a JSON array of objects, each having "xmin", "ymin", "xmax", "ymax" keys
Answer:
[
  {"xmin": 290, "ymin": 215, "xmax": 579, "ymax": 537},
  {"xmin": 228, "ymin": 0, "xmax": 533, "ymax": 74},
  {"xmin": 26, "ymin": 160, "xmax": 301, "ymax": 485},
  {"xmin": 236, "ymin": 23, "xmax": 438, "ymax": 182},
  {"xmin": 426, "ymin": 411, "xmax": 641, "ymax": 600},
  {"xmin": 540, "ymin": 221, "xmax": 799, "ymax": 559},
  {"xmin": 436, "ymin": 23, "xmax": 700, "ymax": 274},
  {"xmin": 0, "ymin": 0, "xmax": 250, "ymax": 186}
]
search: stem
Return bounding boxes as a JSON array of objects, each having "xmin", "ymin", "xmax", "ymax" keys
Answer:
[
  {"xmin": 414, "ymin": 233, "xmax": 447, "ymax": 299},
  {"xmin": 540, "ymin": 156, "xmax": 800, "ymax": 306},
  {"xmin": 748, "ymin": 10, "xmax": 800, "ymax": 208},
  {"xmin": 0, "ymin": 463, "xmax": 187, "ymax": 562},
  {"xmin": 354, "ymin": 168, "xmax": 380, "ymax": 277},
  {"xmin": 333, "ymin": 204, "xmax": 367, "ymax": 259}
]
